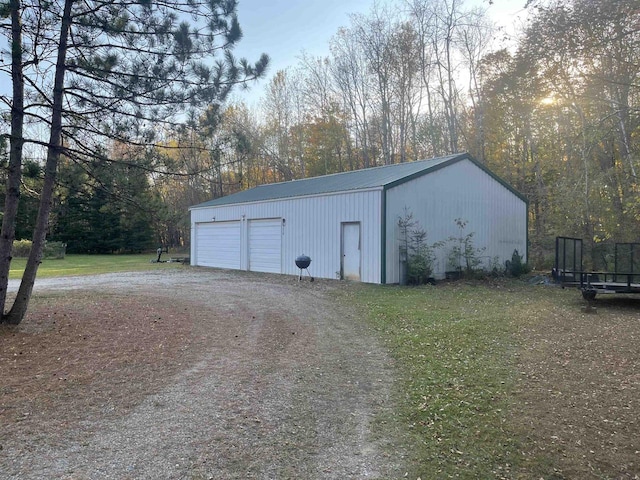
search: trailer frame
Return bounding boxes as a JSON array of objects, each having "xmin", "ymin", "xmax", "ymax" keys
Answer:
[{"xmin": 553, "ymin": 236, "xmax": 640, "ymax": 300}]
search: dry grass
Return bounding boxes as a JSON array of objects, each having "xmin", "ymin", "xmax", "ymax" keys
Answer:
[
  {"xmin": 0, "ymin": 291, "xmax": 203, "ymax": 448},
  {"xmin": 350, "ymin": 280, "xmax": 639, "ymax": 479},
  {"xmin": 512, "ymin": 293, "xmax": 640, "ymax": 479}
]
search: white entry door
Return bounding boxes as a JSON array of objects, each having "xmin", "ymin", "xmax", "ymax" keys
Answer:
[
  {"xmin": 341, "ymin": 222, "xmax": 361, "ymax": 281},
  {"xmin": 248, "ymin": 219, "xmax": 282, "ymax": 273}
]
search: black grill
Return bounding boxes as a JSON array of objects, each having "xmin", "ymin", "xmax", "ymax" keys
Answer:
[
  {"xmin": 295, "ymin": 254, "xmax": 313, "ymax": 281},
  {"xmin": 295, "ymin": 255, "xmax": 311, "ymax": 269}
]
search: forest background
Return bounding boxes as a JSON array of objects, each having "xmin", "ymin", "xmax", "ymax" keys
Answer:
[{"xmin": 1, "ymin": 0, "xmax": 636, "ymax": 270}]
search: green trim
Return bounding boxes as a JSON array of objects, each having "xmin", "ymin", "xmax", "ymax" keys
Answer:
[
  {"xmin": 382, "ymin": 153, "xmax": 466, "ymax": 190},
  {"xmin": 466, "ymin": 155, "xmax": 529, "ymax": 204},
  {"xmin": 381, "ymin": 188, "xmax": 387, "ymax": 284},
  {"xmin": 526, "ymin": 201, "xmax": 530, "ymax": 264},
  {"xmin": 384, "ymin": 153, "xmax": 528, "ymax": 204}
]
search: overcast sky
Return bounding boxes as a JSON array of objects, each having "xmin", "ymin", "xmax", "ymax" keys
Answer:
[{"xmin": 232, "ymin": 0, "xmax": 530, "ymax": 106}]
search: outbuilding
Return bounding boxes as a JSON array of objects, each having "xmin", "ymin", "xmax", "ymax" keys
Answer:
[{"xmin": 189, "ymin": 153, "xmax": 527, "ymax": 283}]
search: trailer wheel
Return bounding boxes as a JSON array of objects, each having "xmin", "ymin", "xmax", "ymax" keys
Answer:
[{"xmin": 582, "ymin": 289, "xmax": 597, "ymax": 301}]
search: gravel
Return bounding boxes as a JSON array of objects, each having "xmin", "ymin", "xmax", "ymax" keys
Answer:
[{"xmin": 1, "ymin": 268, "xmax": 402, "ymax": 479}]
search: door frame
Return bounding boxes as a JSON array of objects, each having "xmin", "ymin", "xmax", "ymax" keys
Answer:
[{"xmin": 341, "ymin": 221, "xmax": 361, "ymax": 281}]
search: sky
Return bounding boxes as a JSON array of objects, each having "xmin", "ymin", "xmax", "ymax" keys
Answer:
[
  {"xmin": 232, "ymin": 0, "xmax": 531, "ymax": 106},
  {"xmin": 0, "ymin": 0, "xmax": 530, "ymax": 114}
]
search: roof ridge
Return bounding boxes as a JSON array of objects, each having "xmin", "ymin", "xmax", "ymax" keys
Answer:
[
  {"xmin": 190, "ymin": 153, "xmax": 481, "ymax": 209},
  {"xmin": 255, "ymin": 153, "xmax": 464, "ymax": 188}
]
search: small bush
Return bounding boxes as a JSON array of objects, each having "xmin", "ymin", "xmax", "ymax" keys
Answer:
[
  {"xmin": 447, "ymin": 218, "xmax": 485, "ymax": 277},
  {"xmin": 398, "ymin": 208, "xmax": 438, "ymax": 285},
  {"xmin": 44, "ymin": 241, "xmax": 66, "ymax": 259},
  {"xmin": 487, "ymin": 256, "xmax": 505, "ymax": 277},
  {"xmin": 506, "ymin": 249, "xmax": 530, "ymax": 277},
  {"xmin": 406, "ymin": 228, "xmax": 436, "ymax": 285},
  {"xmin": 12, "ymin": 240, "xmax": 66, "ymax": 259},
  {"xmin": 12, "ymin": 240, "xmax": 32, "ymax": 258}
]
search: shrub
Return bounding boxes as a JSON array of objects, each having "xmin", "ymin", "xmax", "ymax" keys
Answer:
[
  {"xmin": 447, "ymin": 218, "xmax": 485, "ymax": 277},
  {"xmin": 506, "ymin": 249, "xmax": 530, "ymax": 277},
  {"xmin": 12, "ymin": 240, "xmax": 66, "ymax": 259},
  {"xmin": 44, "ymin": 241, "xmax": 66, "ymax": 259},
  {"xmin": 398, "ymin": 208, "xmax": 438, "ymax": 285},
  {"xmin": 487, "ymin": 256, "xmax": 504, "ymax": 277},
  {"xmin": 12, "ymin": 240, "xmax": 33, "ymax": 258}
]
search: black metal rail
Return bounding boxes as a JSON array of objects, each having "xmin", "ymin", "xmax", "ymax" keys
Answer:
[{"xmin": 553, "ymin": 237, "xmax": 640, "ymax": 299}]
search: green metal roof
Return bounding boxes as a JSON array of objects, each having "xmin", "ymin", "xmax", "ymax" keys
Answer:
[{"xmin": 190, "ymin": 153, "xmax": 526, "ymax": 209}]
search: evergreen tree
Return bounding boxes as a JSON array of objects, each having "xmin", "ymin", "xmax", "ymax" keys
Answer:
[{"xmin": 0, "ymin": 0, "xmax": 269, "ymax": 324}]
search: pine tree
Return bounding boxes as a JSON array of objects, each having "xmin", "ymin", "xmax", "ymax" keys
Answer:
[{"xmin": 0, "ymin": 0, "xmax": 269, "ymax": 323}]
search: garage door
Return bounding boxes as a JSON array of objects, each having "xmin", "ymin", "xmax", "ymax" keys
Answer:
[
  {"xmin": 248, "ymin": 219, "xmax": 282, "ymax": 273},
  {"xmin": 195, "ymin": 221, "xmax": 241, "ymax": 269}
]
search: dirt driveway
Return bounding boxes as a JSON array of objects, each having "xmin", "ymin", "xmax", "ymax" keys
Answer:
[{"xmin": 1, "ymin": 268, "xmax": 401, "ymax": 479}]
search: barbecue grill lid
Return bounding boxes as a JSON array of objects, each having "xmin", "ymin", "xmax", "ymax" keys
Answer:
[{"xmin": 295, "ymin": 254, "xmax": 311, "ymax": 269}]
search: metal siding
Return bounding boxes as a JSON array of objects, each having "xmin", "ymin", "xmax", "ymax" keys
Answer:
[
  {"xmin": 190, "ymin": 223, "xmax": 196, "ymax": 265},
  {"xmin": 190, "ymin": 190, "xmax": 383, "ymax": 283},
  {"xmin": 248, "ymin": 219, "xmax": 282, "ymax": 273},
  {"xmin": 386, "ymin": 159, "xmax": 527, "ymax": 281}
]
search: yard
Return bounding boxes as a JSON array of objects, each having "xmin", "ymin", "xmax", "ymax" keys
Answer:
[
  {"xmin": 347, "ymin": 281, "xmax": 639, "ymax": 479},
  {"xmin": 8, "ymin": 253, "xmax": 183, "ymax": 279},
  {"xmin": 0, "ymin": 266, "xmax": 638, "ymax": 479}
]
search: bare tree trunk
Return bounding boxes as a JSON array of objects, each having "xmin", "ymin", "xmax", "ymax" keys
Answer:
[
  {"xmin": 408, "ymin": 0, "xmax": 437, "ymax": 157},
  {"xmin": 5, "ymin": 0, "xmax": 72, "ymax": 325},
  {"xmin": 444, "ymin": 25, "xmax": 458, "ymax": 153},
  {"xmin": 612, "ymin": 95, "xmax": 636, "ymax": 178},
  {"xmin": 0, "ymin": 0, "xmax": 25, "ymax": 320}
]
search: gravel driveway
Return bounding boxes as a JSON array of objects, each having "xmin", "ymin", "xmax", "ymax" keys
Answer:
[{"xmin": 1, "ymin": 268, "xmax": 401, "ymax": 479}]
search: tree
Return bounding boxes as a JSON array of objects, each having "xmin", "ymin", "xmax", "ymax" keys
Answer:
[
  {"xmin": 301, "ymin": 105, "xmax": 352, "ymax": 176},
  {"xmin": 261, "ymin": 70, "xmax": 304, "ymax": 181},
  {"xmin": 53, "ymin": 152, "xmax": 158, "ymax": 253},
  {"xmin": 398, "ymin": 207, "xmax": 437, "ymax": 285},
  {"xmin": 352, "ymin": 6, "xmax": 397, "ymax": 165},
  {"xmin": 14, "ymin": 159, "xmax": 41, "ymax": 241},
  {"xmin": 387, "ymin": 20, "xmax": 422, "ymax": 163},
  {"xmin": 330, "ymin": 27, "xmax": 374, "ymax": 168},
  {"xmin": 455, "ymin": 5, "xmax": 494, "ymax": 159},
  {"xmin": 447, "ymin": 218, "xmax": 485, "ymax": 276},
  {"xmin": 0, "ymin": 0, "xmax": 27, "ymax": 323},
  {"xmin": 514, "ymin": 0, "xmax": 640, "ymax": 258},
  {"xmin": 0, "ymin": 0, "xmax": 269, "ymax": 324}
]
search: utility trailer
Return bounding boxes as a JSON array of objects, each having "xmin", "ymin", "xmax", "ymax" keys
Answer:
[{"xmin": 553, "ymin": 236, "xmax": 640, "ymax": 300}]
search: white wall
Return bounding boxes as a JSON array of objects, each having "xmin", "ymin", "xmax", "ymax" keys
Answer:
[
  {"xmin": 190, "ymin": 188, "xmax": 384, "ymax": 283},
  {"xmin": 385, "ymin": 159, "xmax": 527, "ymax": 282}
]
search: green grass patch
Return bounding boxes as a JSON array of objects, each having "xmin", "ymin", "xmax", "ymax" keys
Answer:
[
  {"xmin": 9, "ymin": 254, "xmax": 185, "ymax": 279},
  {"xmin": 343, "ymin": 280, "xmax": 544, "ymax": 479}
]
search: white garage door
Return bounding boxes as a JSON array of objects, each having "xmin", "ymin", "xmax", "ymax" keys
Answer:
[
  {"xmin": 248, "ymin": 219, "xmax": 282, "ymax": 273},
  {"xmin": 195, "ymin": 221, "xmax": 241, "ymax": 269}
]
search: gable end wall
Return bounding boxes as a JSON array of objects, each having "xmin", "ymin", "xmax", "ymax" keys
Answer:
[{"xmin": 385, "ymin": 159, "xmax": 527, "ymax": 282}]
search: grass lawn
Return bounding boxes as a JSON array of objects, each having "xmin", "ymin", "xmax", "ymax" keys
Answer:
[
  {"xmin": 9, "ymin": 253, "xmax": 185, "ymax": 279},
  {"xmin": 343, "ymin": 280, "xmax": 640, "ymax": 479}
]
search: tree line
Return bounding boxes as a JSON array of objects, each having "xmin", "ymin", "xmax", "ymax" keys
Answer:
[
  {"xmin": 1, "ymin": 0, "xmax": 638, "ymax": 322},
  {"xmin": 148, "ymin": 0, "xmax": 640, "ymax": 268},
  {"xmin": 0, "ymin": 0, "xmax": 268, "ymax": 323}
]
